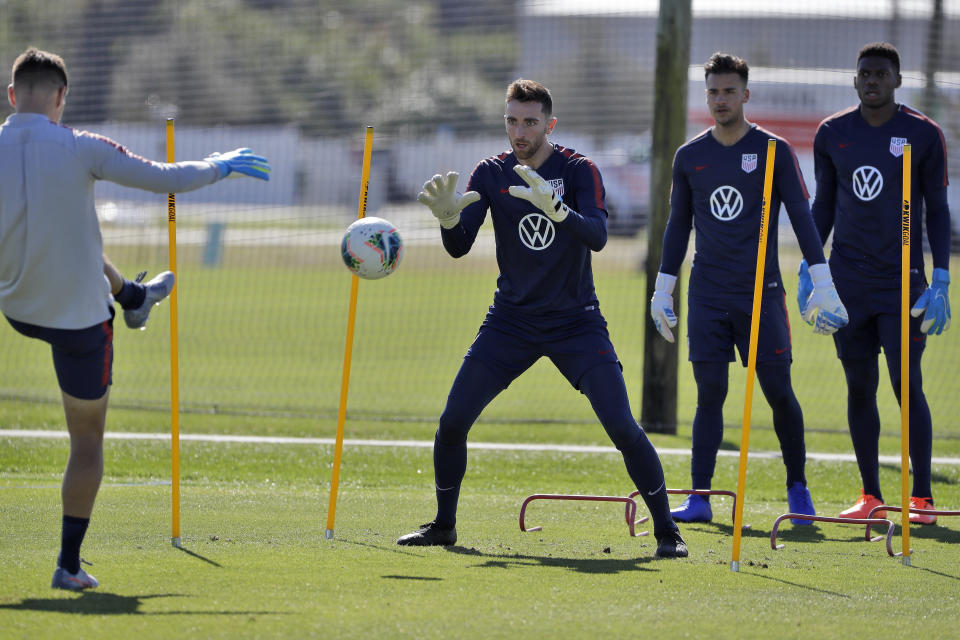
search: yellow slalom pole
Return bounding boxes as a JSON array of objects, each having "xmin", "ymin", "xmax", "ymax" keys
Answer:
[
  {"xmin": 326, "ymin": 125, "xmax": 374, "ymax": 540},
  {"xmin": 899, "ymin": 144, "xmax": 912, "ymax": 564},
  {"xmin": 166, "ymin": 118, "xmax": 182, "ymax": 549},
  {"xmin": 731, "ymin": 139, "xmax": 777, "ymax": 572}
]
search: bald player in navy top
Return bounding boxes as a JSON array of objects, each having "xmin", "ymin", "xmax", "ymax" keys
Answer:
[
  {"xmin": 651, "ymin": 52, "xmax": 848, "ymax": 524},
  {"xmin": 801, "ymin": 42, "xmax": 951, "ymax": 524},
  {"xmin": 398, "ymin": 78, "xmax": 688, "ymax": 558}
]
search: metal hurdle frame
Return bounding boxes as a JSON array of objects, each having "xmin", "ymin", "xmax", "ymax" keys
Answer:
[{"xmin": 517, "ymin": 488, "xmax": 747, "ymax": 538}]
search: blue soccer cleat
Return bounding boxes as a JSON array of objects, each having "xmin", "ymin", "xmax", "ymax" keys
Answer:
[
  {"xmin": 787, "ymin": 482, "xmax": 816, "ymax": 525},
  {"xmin": 51, "ymin": 566, "xmax": 98, "ymax": 591},
  {"xmin": 670, "ymin": 494, "xmax": 712, "ymax": 523},
  {"xmin": 124, "ymin": 271, "xmax": 175, "ymax": 330}
]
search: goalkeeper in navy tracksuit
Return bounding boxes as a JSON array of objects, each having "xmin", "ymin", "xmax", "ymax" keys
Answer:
[
  {"xmin": 398, "ymin": 78, "xmax": 688, "ymax": 558},
  {"xmin": 802, "ymin": 42, "xmax": 952, "ymax": 524},
  {"xmin": 650, "ymin": 52, "xmax": 848, "ymax": 524}
]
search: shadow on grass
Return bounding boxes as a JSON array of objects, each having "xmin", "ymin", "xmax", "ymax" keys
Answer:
[
  {"xmin": 0, "ymin": 592, "xmax": 285, "ymax": 616},
  {"xmin": 176, "ymin": 545, "xmax": 222, "ymax": 567},
  {"xmin": 740, "ymin": 571, "xmax": 852, "ymax": 598},
  {"xmin": 445, "ymin": 545, "xmax": 662, "ymax": 574}
]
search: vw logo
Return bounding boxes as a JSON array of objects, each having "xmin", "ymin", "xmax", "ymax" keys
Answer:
[
  {"xmin": 852, "ymin": 166, "xmax": 883, "ymax": 201},
  {"xmin": 709, "ymin": 186, "xmax": 743, "ymax": 221},
  {"xmin": 518, "ymin": 213, "xmax": 555, "ymax": 250}
]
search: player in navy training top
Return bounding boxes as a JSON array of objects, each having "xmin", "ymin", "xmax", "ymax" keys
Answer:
[
  {"xmin": 398, "ymin": 78, "xmax": 687, "ymax": 558},
  {"xmin": 650, "ymin": 53, "xmax": 848, "ymax": 524},
  {"xmin": 804, "ymin": 43, "xmax": 952, "ymax": 523}
]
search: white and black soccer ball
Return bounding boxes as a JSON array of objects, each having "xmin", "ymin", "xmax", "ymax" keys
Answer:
[{"xmin": 340, "ymin": 216, "xmax": 404, "ymax": 280}]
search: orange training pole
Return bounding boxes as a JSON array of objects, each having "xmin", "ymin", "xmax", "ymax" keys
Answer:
[
  {"xmin": 166, "ymin": 118, "xmax": 182, "ymax": 548},
  {"xmin": 731, "ymin": 139, "xmax": 777, "ymax": 571},
  {"xmin": 899, "ymin": 143, "xmax": 912, "ymax": 564},
  {"xmin": 326, "ymin": 126, "xmax": 374, "ymax": 540}
]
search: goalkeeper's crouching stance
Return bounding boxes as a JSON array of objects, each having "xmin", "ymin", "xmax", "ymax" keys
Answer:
[{"xmin": 397, "ymin": 78, "xmax": 687, "ymax": 558}]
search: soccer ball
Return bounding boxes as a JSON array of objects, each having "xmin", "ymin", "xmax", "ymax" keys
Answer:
[{"xmin": 340, "ymin": 216, "xmax": 404, "ymax": 280}]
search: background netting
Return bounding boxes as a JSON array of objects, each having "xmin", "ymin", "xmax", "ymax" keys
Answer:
[{"xmin": 2, "ymin": 0, "xmax": 958, "ymax": 431}]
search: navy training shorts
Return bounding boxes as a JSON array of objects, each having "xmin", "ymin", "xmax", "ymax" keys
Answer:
[
  {"xmin": 464, "ymin": 306, "xmax": 620, "ymax": 390},
  {"xmin": 831, "ymin": 270, "xmax": 927, "ymax": 361},
  {"xmin": 5, "ymin": 308, "xmax": 114, "ymax": 400},
  {"xmin": 687, "ymin": 292, "xmax": 792, "ymax": 365}
]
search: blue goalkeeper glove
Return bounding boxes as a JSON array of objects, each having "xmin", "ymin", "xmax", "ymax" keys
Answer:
[
  {"xmin": 910, "ymin": 268, "xmax": 951, "ymax": 335},
  {"xmin": 205, "ymin": 148, "xmax": 271, "ymax": 180},
  {"xmin": 650, "ymin": 272, "xmax": 679, "ymax": 343},
  {"xmin": 797, "ymin": 260, "xmax": 814, "ymax": 316},
  {"xmin": 801, "ymin": 262, "xmax": 849, "ymax": 335}
]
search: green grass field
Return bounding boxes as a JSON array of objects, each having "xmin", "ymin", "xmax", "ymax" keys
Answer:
[{"xmin": 2, "ymin": 235, "xmax": 960, "ymax": 638}]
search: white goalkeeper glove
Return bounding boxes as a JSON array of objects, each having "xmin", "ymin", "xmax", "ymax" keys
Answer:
[
  {"xmin": 801, "ymin": 263, "xmax": 849, "ymax": 335},
  {"xmin": 417, "ymin": 172, "xmax": 481, "ymax": 229},
  {"xmin": 508, "ymin": 164, "xmax": 571, "ymax": 222},
  {"xmin": 650, "ymin": 272, "xmax": 679, "ymax": 343}
]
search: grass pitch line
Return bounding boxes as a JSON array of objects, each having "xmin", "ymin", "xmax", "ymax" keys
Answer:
[{"xmin": 3, "ymin": 429, "xmax": 960, "ymax": 466}]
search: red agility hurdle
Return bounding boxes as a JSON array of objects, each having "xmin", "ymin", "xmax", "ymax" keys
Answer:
[
  {"xmin": 770, "ymin": 513, "xmax": 897, "ymax": 556},
  {"xmin": 628, "ymin": 489, "xmax": 749, "ymax": 530},
  {"xmin": 519, "ymin": 494, "xmax": 649, "ymax": 537}
]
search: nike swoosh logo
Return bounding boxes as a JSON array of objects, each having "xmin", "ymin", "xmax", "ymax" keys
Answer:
[
  {"xmin": 598, "ymin": 349, "xmax": 612, "ymax": 355},
  {"xmin": 775, "ymin": 347, "xmax": 788, "ymax": 354},
  {"xmin": 695, "ymin": 165, "xmax": 709, "ymax": 171},
  {"xmin": 838, "ymin": 142, "xmax": 853, "ymax": 149},
  {"xmin": 500, "ymin": 188, "xmax": 510, "ymax": 194},
  {"xmin": 648, "ymin": 481, "xmax": 665, "ymax": 496}
]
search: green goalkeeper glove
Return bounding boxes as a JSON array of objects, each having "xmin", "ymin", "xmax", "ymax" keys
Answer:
[
  {"xmin": 417, "ymin": 172, "xmax": 481, "ymax": 229},
  {"xmin": 508, "ymin": 164, "xmax": 571, "ymax": 222}
]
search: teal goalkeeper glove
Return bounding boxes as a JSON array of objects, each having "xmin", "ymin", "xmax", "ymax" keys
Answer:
[
  {"xmin": 417, "ymin": 172, "xmax": 481, "ymax": 229},
  {"xmin": 801, "ymin": 263, "xmax": 849, "ymax": 335},
  {"xmin": 205, "ymin": 148, "xmax": 271, "ymax": 180},
  {"xmin": 508, "ymin": 165, "xmax": 571, "ymax": 222},
  {"xmin": 911, "ymin": 268, "xmax": 951, "ymax": 335}
]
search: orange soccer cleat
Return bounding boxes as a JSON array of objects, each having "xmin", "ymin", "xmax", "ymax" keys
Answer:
[
  {"xmin": 838, "ymin": 490, "xmax": 885, "ymax": 519},
  {"xmin": 909, "ymin": 497, "xmax": 937, "ymax": 525}
]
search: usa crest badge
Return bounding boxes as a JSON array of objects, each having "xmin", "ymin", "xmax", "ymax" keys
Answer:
[
  {"xmin": 890, "ymin": 137, "xmax": 907, "ymax": 157},
  {"xmin": 741, "ymin": 153, "xmax": 758, "ymax": 173},
  {"xmin": 547, "ymin": 178, "xmax": 564, "ymax": 196}
]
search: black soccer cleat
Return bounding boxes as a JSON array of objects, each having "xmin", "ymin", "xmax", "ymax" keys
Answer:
[
  {"xmin": 654, "ymin": 527, "xmax": 689, "ymax": 558},
  {"xmin": 396, "ymin": 521, "xmax": 457, "ymax": 547}
]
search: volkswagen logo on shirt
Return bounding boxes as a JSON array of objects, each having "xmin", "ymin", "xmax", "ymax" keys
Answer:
[
  {"xmin": 709, "ymin": 186, "xmax": 743, "ymax": 221},
  {"xmin": 852, "ymin": 166, "xmax": 883, "ymax": 201},
  {"xmin": 518, "ymin": 212, "xmax": 555, "ymax": 250}
]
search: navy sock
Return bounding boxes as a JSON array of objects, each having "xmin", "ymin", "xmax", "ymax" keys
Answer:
[
  {"xmin": 114, "ymin": 279, "xmax": 146, "ymax": 310},
  {"xmin": 842, "ymin": 358, "xmax": 883, "ymax": 499},
  {"xmin": 691, "ymin": 361, "xmax": 728, "ymax": 491},
  {"xmin": 756, "ymin": 361, "xmax": 807, "ymax": 487},
  {"xmin": 433, "ymin": 436, "xmax": 466, "ymax": 529},
  {"xmin": 59, "ymin": 515, "xmax": 90, "ymax": 574}
]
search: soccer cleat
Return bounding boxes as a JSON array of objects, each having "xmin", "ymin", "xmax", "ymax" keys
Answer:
[
  {"xmin": 670, "ymin": 494, "xmax": 712, "ymax": 523},
  {"xmin": 837, "ymin": 489, "xmax": 885, "ymax": 519},
  {"xmin": 396, "ymin": 521, "xmax": 457, "ymax": 547},
  {"xmin": 786, "ymin": 482, "xmax": 816, "ymax": 525},
  {"xmin": 51, "ymin": 566, "xmax": 98, "ymax": 591},
  {"xmin": 123, "ymin": 271, "xmax": 175, "ymax": 330},
  {"xmin": 909, "ymin": 497, "xmax": 937, "ymax": 525},
  {"xmin": 654, "ymin": 527, "xmax": 689, "ymax": 558}
]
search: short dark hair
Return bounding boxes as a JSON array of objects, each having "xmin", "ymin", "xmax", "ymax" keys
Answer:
[
  {"xmin": 505, "ymin": 78, "xmax": 552, "ymax": 117},
  {"xmin": 11, "ymin": 47, "xmax": 68, "ymax": 88},
  {"xmin": 704, "ymin": 52, "xmax": 749, "ymax": 84},
  {"xmin": 857, "ymin": 42, "xmax": 900, "ymax": 74}
]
